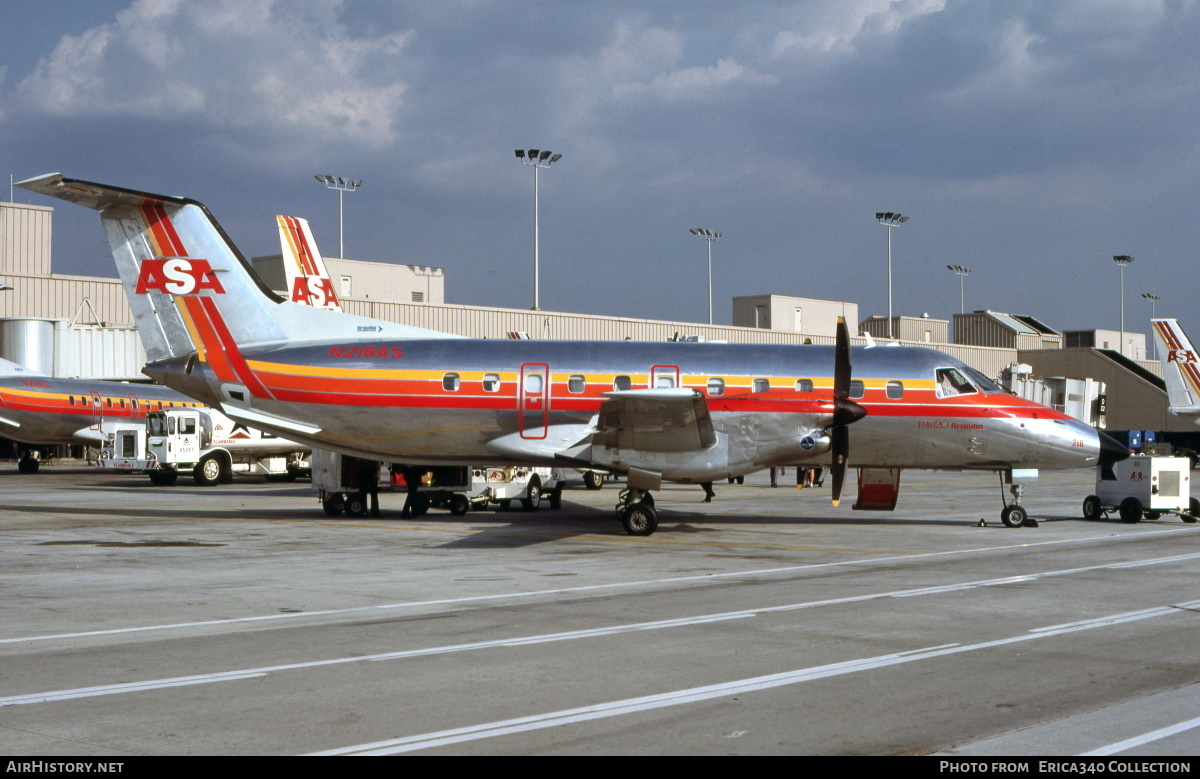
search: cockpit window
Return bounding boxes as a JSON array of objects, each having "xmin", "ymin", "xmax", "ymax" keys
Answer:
[
  {"xmin": 935, "ymin": 368, "xmax": 977, "ymax": 398},
  {"xmin": 960, "ymin": 366, "xmax": 1003, "ymax": 394}
]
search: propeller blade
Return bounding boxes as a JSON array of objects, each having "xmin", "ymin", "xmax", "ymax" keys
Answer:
[
  {"xmin": 834, "ymin": 316, "xmax": 851, "ymax": 400},
  {"xmin": 830, "ymin": 424, "xmax": 849, "ymax": 506},
  {"xmin": 829, "ymin": 317, "xmax": 857, "ymax": 507}
]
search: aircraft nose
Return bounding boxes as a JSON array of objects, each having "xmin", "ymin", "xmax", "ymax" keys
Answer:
[{"xmin": 1097, "ymin": 430, "xmax": 1130, "ymax": 465}]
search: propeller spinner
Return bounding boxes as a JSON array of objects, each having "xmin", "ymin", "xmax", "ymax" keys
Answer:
[{"xmin": 830, "ymin": 317, "xmax": 867, "ymax": 506}]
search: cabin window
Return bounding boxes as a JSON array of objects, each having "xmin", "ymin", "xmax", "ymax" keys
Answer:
[
  {"xmin": 482, "ymin": 373, "xmax": 501, "ymax": 392},
  {"xmin": 568, "ymin": 375, "xmax": 586, "ymax": 394},
  {"xmin": 849, "ymin": 380, "xmax": 865, "ymax": 399},
  {"xmin": 753, "ymin": 378, "xmax": 770, "ymax": 393},
  {"xmin": 105, "ymin": 398, "xmax": 112, "ymax": 408},
  {"xmin": 613, "ymin": 375, "xmax": 631, "ymax": 391},
  {"xmin": 656, "ymin": 375, "xmax": 675, "ymax": 388},
  {"xmin": 131, "ymin": 399, "xmax": 139, "ymax": 409},
  {"xmin": 707, "ymin": 378, "xmax": 725, "ymax": 396},
  {"xmin": 525, "ymin": 373, "xmax": 544, "ymax": 394},
  {"xmin": 119, "ymin": 399, "xmax": 126, "ymax": 408},
  {"xmin": 935, "ymin": 368, "xmax": 977, "ymax": 398},
  {"xmin": 795, "ymin": 379, "xmax": 814, "ymax": 393},
  {"xmin": 69, "ymin": 396, "xmax": 76, "ymax": 406},
  {"xmin": 886, "ymin": 381, "xmax": 904, "ymax": 399},
  {"xmin": 442, "ymin": 373, "xmax": 461, "ymax": 391}
]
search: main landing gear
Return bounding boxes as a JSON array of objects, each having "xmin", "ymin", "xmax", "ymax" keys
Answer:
[{"xmin": 616, "ymin": 488, "xmax": 657, "ymax": 536}]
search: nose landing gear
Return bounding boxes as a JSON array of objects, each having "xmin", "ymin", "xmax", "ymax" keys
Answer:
[{"xmin": 998, "ymin": 470, "xmax": 1039, "ymax": 528}]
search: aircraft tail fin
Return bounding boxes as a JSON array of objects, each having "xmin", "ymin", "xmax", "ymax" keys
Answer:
[
  {"xmin": 277, "ymin": 215, "xmax": 342, "ymax": 312},
  {"xmin": 17, "ymin": 175, "xmax": 454, "ymax": 368},
  {"xmin": 1151, "ymin": 318, "xmax": 1200, "ymax": 415}
]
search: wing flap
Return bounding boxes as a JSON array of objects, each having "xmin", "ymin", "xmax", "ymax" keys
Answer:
[{"xmin": 595, "ymin": 388, "xmax": 716, "ymax": 452}]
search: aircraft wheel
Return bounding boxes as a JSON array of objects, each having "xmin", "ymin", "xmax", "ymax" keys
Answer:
[
  {"xmin": 449, "ymin": 494, "xmax": 470, "ymax": 516},
  {"xmin": 548, "ymin": 486, "xmax": 563, "ymax": 510},
  {"xmin": 1000, "ymin": 505, "xmax": 1028, "ymax": 528},
  {"xmin": 17, "ymin": 457, "xmax": 39, "ymax": 474},
  {"xmin": 194, "ymin": 454, "xmax": 223, "ymax": 486},
  {"xmin": 583, "ymin": 471, "xmax": 604, "ymax": 490},
  {"xmin": 148, "ymin": 470, "xmax": 178, "ymax": 486},
  {"xmin": 522, "ymin": 478, "xmax": 542, "ymax": 511},
  {"xmin": 1119, "ymin": 497, "xmax": 1143, "ymax": 523},
  {"xmin": 621, "ymin": 504, "xmax": 658, "ymax": 536},
  {"xmin": 323, "ymin": 494, "xmax": 345, "ymax": 516},
  {"xmin": 1082, "ymin": 495, "xmax": 1103, "ymax": 521}
]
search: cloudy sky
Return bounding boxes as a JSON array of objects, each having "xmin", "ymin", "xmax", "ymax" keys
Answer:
[{"xmin": 3, "ymin": 0, "xmax": 1198, "ymax": 336}]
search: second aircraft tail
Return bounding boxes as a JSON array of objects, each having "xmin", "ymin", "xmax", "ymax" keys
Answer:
[{"xmin": 1152, "ymin": 318, "xmax": 1200, "ymax": 416}]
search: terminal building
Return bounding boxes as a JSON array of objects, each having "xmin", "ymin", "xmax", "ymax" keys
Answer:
[{"xmin": 0, "ymin": 198, "xmax": 1184, "ymax": 458}]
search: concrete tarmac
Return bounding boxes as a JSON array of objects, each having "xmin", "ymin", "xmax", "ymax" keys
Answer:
[{"xmin": 1, "ymin": 463, "xmax": 1198, "ymax": 756}]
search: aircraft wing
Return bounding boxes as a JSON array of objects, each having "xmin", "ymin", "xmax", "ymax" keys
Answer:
[{"xmin": 594, "ymin": 388, "xmax": 717, "ymax": 452}]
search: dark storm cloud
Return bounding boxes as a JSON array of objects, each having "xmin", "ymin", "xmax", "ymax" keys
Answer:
[{"xmin": 3, "ymin": 0, "xmax": 1199, "ymax": 331}]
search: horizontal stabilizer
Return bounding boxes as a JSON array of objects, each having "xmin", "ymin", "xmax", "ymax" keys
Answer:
[
  {"xmin": 220, "ymin": 404, "xmax": 323, "ymax": 437},
  {"xmin": 0, "ymin": 358, "xmax": 47, "ymax": 377}
]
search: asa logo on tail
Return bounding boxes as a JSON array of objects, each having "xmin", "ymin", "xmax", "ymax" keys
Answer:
[
  {"xmin": 1168, "ymin": 349, "xmax": 1197, "ymax": 364},
  {"xmin": 290, "ymin": 275, "xmax": 340, "ymax": 310},
  {"xmin": 135, "ymin": 258, "xmax": 225, "ymax": 295}
]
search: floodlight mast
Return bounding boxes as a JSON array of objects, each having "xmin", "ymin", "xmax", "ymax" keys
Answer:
[
  {"xmin": 1142, "ymin": 292, "xmax": 1160, "ymax": 360},
  {"xmin": 947, "ymin": 264, "xmax": 971, "ymax": 315},
  {"xmin": 515, "ymin": 149, "xmax": 563, "ymax": 310},
  {"xmin": 876, "ymin": 212, "xmax": 909, "ymax": 338},
  {"xmin": 1113, "ymin": 255, "xmax": 1134, "ymax": 357},
  {"xmin": 689, "ymin": 228, "xmax": 722, "ymax": 325},
  {"xmin": 314, "ymin": 175, "xmax": 362, "ymax": 259}
]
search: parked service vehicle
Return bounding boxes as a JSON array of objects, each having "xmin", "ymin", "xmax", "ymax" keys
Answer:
[
  {"xmin": 98, "ymin": 407, "xmax": 310, "ymax": 486},
  {"xmin": 1084, "ymin": 455, "xmax": 1199, "ymax": 523},
  {"xmin": 96, "ymin": 420, "xmax": 151, "ymax": 471},
  {"xmin": 312, "ymin": 448, "xmax": 564, "ymax": 517}
]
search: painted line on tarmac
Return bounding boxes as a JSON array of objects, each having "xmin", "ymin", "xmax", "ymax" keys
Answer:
[
  {"xmin": 3, "ymin": 533, "xmax": 1198, "ymax": 646},
  {"xmin": 311, "ymin": 598, "xmax": 1200, "ymax": 755},
  {"xmin": 1081, "ymin": 714, "xmax": 1200, "ymax": 756},
  {"xmin": 3, "ymin": 555, "xmax": 1198, "ymax": 710}
]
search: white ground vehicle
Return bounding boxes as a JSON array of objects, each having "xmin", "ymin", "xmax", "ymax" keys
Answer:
[
  {"xmin": 311, "ymin": 449, "xmax": 564, "ymax": 517},
  {"xmin": 1084, "ymin": 455, "xmax": 1199, "ymax": 523},
  {"xmin": 96, "ymin": 421, "xmax": 151, "ymax": 471},
  {"xmin": 98, "ymin": 407, "xmax": 310, "ymax": 486}
]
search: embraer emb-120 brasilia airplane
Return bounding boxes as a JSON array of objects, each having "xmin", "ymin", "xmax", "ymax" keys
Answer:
[
  {"xmin": 0, "ymin": 355, "xmax": 202, "ymax": 473},
  {"xmin": 19, "ymin": 173, "xmax": 1127, "ymax": 534}
]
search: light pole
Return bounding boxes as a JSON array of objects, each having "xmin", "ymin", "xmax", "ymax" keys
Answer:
[
  {"xmin": 515, "ymin": 149, "xmax": 562, "ymax": 310},
  {"xmin": 946, "ymin": 264, "xmax": 971, "ymax": 314},
  {"xmin": 1142, "ymin": 292, "xmax": 1160, "ymax": 360},
  {"xmin": 876, "ymin": 212, "xmax": 909, "ymax": 339},
  {"xmin": 689, "ymin": 228, "xmax": 721, "ymax": 324},
  {"xmin": 314, "ymin": 175, "xmax": 362, "ymax": 259},
  {"xmin": 1114, "ymin": 255, "xmax": 1133, "ymax": 357}
]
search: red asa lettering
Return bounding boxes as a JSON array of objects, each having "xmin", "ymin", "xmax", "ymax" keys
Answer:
[
  {"xmin": 1169, "ymin": 350, "xmax": 1196, "ymax": 363},
  {"xmin": 135, "ymin": 258, "xmax": 225, "ymax": 295},
  {"xmin": 290, "ymin": 276, "xmax": 340, "ymax": 309}
]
